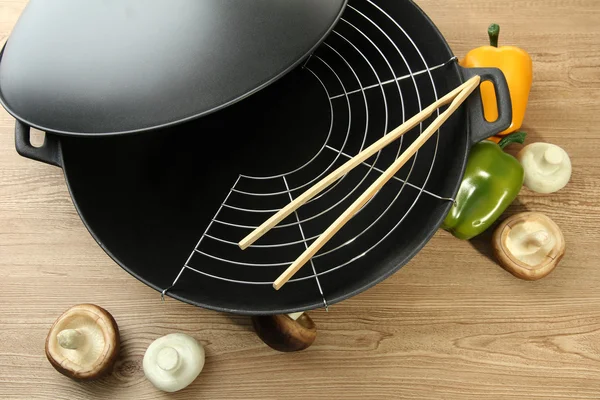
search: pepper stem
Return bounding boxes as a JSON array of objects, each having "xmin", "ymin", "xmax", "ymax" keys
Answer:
[
  {"xmin": 497, "ymin": 131, "xmax": 527, "ymax": 150},
  {"xmin": 488, "ymin": 23, "xmax": 500, "ymax": 47}
]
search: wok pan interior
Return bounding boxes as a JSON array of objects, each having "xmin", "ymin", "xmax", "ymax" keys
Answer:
[{"xmin": 59, "ymin": 0, "xmax": 468, "ymax": 314}]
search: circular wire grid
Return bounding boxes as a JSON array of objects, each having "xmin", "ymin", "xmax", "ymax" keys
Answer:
[{"xmin": 163, "ymin": 0, "xmax": 459, "ymax": 309}]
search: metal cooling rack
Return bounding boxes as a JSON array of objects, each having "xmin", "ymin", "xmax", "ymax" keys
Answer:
[{"xmin": 162, "ymin": 0, "xmax": 459, "ymax": 309}]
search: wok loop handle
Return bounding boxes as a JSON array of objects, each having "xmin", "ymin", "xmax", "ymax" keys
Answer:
[
  {"xmin": 460, "ymin": 67, "xmax": 513, "ymax": 145},
  {"xmin": 15, "ymin": 120, "xmax": 63, "ymax": 168}
]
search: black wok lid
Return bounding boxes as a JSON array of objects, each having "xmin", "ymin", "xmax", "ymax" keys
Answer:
[{"xmin": 0, "ymin": 0, "xmax": 347, "ymax": 136}]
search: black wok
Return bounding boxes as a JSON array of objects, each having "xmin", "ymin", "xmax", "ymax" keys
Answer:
[{"xmin": 9, "ymin": 0, "xmax": 511, "ymax": 315}]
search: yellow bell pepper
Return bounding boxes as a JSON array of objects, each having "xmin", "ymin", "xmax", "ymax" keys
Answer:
[{"xmin": 460, "ymin": 24, "xmax": 533, "ymax": 137}]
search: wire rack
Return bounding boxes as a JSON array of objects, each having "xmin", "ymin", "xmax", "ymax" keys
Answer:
[{"xmin": 162, "ymin": 0, "xmax": 460, "ymax": 310}]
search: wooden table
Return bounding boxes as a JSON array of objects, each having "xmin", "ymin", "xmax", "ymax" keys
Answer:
[{"xmin": 1, "ymin": 1, "xmax": 599, "ymax": 399}]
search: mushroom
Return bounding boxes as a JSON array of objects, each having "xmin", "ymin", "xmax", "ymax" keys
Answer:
[
  {"xmin": 492, "ymin": 212, "xmax": 565, "ymax": 280},
  {"xmin": 517, "ymin": 142, "xmax": 572, "ymax": 193},
  {"xmin": 45, "ymin": 304, "xmax": 120, "ymax": 381},
  {"xmin": 143, "ymin": 333, "xmax": 205, "ymax": 392},
  {"xmin": 252, "ymin": 312, "xmax": 317, "ymax": 352}
]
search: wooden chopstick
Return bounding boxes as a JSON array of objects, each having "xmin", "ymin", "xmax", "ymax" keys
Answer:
[
  {"xmin": 238, "ymin": 75, "xmax": 482, "ymax": 251},
  {"xmin": 272, "ymin": 75, "xmax": 481, "ymax": 290}
]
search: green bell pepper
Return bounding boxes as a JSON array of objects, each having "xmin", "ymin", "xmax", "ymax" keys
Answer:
[{"xmin": 442, "ymin": 132, "xmax": 526, "ymax": 240}]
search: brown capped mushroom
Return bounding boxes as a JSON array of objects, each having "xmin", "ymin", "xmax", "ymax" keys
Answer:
[
  {"xmin": 252, "ymin": 312, "xmax": 316, "ymax": 352},
  {"xmin": 492, "ymin": 212, "xmax": 565, "ymax": 280},
  {"xmin": 45, "ymin": 304, "xmax": 120, "ymax": 381}
]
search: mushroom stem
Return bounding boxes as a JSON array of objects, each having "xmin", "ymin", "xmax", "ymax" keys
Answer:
[
  {"xmin": 57, "ymin": 329, "xmax": 85, "ymax": 350},
  {"xmin": 543, "ymin": 147, "xmax": 563, "ymax": 165},
  {"xmin": 523, "ymin": 230, "xmax": 550, "ymax": 250},
  {"xmin": 287, "ymin": 312, "xmax": 304, "ymax": 321},
  {"xmin": 156, "ymin": 347, "xmax": 181, "ymax": 372}
]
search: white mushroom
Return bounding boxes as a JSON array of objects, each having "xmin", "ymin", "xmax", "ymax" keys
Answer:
[
  {"xmin": 517, "ymin": 142, "xmax": 571, "ymax": 193},
  {"xmin": 143, "ymin": 333, "xmax": 205, "ymax": 392}
]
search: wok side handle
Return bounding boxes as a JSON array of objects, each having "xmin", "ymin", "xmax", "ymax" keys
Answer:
[
  {"xmin": 460, "ymin": 67, "xmax": 513, "ymax": 145},
  {"xmin": 15, "ymin": 120, "xmax": 63, "ymax": 168}
]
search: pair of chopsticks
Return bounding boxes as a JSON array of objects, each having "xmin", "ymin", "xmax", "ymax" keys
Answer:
[{"xmin": 238, "ymin": 75, "xmax": 481, "ymax": 290}]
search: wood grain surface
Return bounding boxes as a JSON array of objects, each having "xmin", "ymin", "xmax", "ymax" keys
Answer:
[{"xmin": 1, "ymin": 1, "xmax": 599, "ymax": 399}]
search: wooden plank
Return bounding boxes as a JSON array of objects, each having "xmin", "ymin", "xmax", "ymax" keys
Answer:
[{"xmin": 0, "ymin": 1, "xmax": 599, "ymax": 399}]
